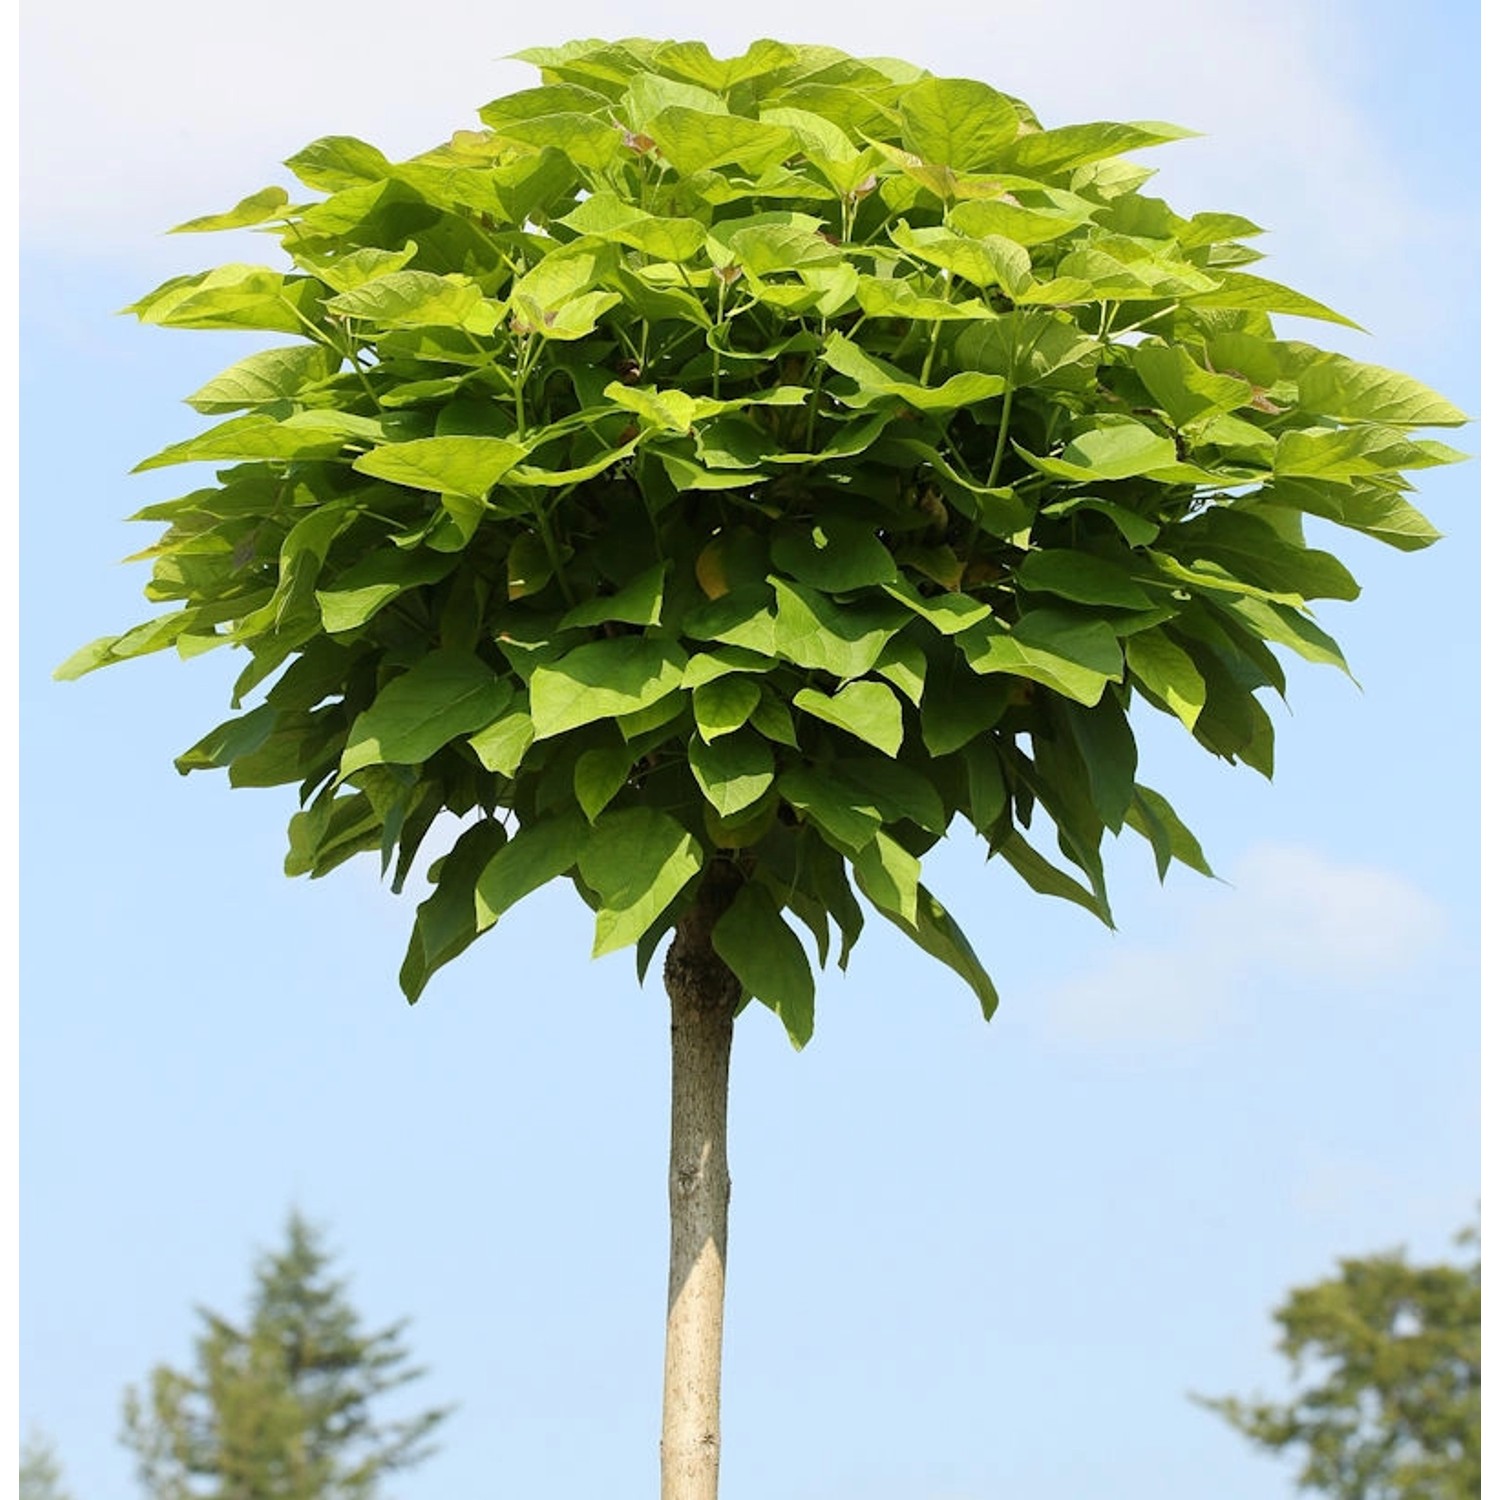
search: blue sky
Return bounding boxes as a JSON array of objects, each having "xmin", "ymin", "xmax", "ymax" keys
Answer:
[{"xmin": 21, "ymin": 4, "xmax": 1479, "ymax": 1498}]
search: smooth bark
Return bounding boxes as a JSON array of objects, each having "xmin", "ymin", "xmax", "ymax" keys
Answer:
[{"xmin": 659, "ymin": 866, "xmax": 741, "ymax": 1500}]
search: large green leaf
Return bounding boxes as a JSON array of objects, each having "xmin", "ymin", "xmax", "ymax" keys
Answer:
[
  {"xmin": 1016, "ymin": 550, "xmax": 1156, "ymax": 610},
  {"xmin": 1125, "ymin": 630, "xmax": 1207, "ymax": 729},
  {"xmin": 1001, "ymin": 119, "xmax": 1195, "ymax": 175},
  {"xmin": 171, "ymin": 186, "xmax": 294, "ymax": 234},
  {"xmin": 1274, "ymin": 427, "xmax": 1465, "ymax": 481},
  {"xmin": 578, "ymin": 808, "xmax": 703, "ymax": 957},
  {"xmin": 1293, "ymin": 353, "xmax": 1468, "ymax": 427},
  {"xmin": 1131, "ymin": 344, "xmax": 1253, "ymax": 427},
  {"xmin": 850, "ymin": 829, "xmax": 920, "ymax": 924},
  {"xmin": 1262, "ymin": 478, "xmax": 1441, "ymax": 552},
  {"xmin": 689, "ymin": 733, "xmax": 776, "ymax": 817},
  {"xmin": 820, "ymin": 331, "xmax": 1010, "ymax": 411},
  {"xmin": 712, "ymin": 882, "xmax": 815, "ymax": 1048},
  {"xmin": 868, "ymin": 883, "xmax": 999, "ymax": 1018},
  {"xmin": 186, "ymin": 345, "xmax": 342, "ymax": 414},
  {"xmin": 770, "ymin": 520, "xmax": 897, "ymax": 592},
  {"xmin": 887, "ymin": 222, "xmax": 1030, "ymax": 297},
  {"xmin": 793, "ymin": 682, "xmax": 905, "ymax": 756},
  {"xmin": 777, "ymin": 766, "xmax": 881, "ymax": 853},
  {"xmin": 474, "ymin": 813, "xmax": 587, "ymax": 930},
  {"xmin": 649, "ymin": 109, "xmax": 794, "ymax": 174},
  {"xmin": 692, "ymin": 675, "xmax": 762, "ymax": 742},
  {"xmin": 353, "ymin": 436, "xmax": 529, "ymax": 499},
  {"xmin": 529, "ymin": 636, "xmax": 687, "ymax": 738},
  {"xmin": 900, "ymin": 76, "xmax": 1021, "ymax": 170},
  {"xmin": 1015, "ymin": 418, "xmax": 1177, "ymax": 483},
  {"xmin": 400, "ymin": 819, "xmax": 509, "ymax": 1002},
  {"xmin": 1124, "ymin": 785, "xmax": 1213, "ymax": 880},
  {"xmin": 341, "ymin": 652, "xmax": 513, "ymax": 776},
  {"xmin": 133, "ymin": 411, "xmax": 385, "ymax": 471},
  {"xmin": 959, "ymin": 611, "xmax": 1123, "ymax": 705},
  {"xmin": 772, "ymin": 579, "xmax": 903, "ymax": 678},
  {"xmin": 559, "ymin": 562, "xmax": 667, "ymax": 629}
]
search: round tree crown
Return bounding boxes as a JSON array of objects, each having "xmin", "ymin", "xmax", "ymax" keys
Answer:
[{"xmin": 62, "ymin": 38, "xmax": 1467, "ymax": 1044}]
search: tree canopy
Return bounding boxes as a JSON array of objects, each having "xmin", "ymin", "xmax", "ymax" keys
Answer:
[
  {"xmin": 59, "ymin": 37, "xmax": 1466, "ymax": 1040},
  {"xmin": 121, "ymin": 1212, "xmax": 450, "ymax": 1500},
  {"xmin": 1200, "ymin": 1228, "xmax": 1480, "ymax": 1498}
]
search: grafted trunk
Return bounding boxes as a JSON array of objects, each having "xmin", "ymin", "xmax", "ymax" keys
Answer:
[{"xmin": 659, "ymin": 867, "xmax": 741, "ymax": 1500}]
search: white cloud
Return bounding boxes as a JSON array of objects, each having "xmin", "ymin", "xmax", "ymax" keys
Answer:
[
  {"xmin": 1040, "ymin": 843, "xmax": 1445, "ymax": 1045},
  {"xmin": 19, "ymin": 0, "xmax": 1435, "ymax": 331}
]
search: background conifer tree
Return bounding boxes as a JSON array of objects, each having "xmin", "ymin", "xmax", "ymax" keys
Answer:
[{"xmin": 121, "ymin": 1213, "xmax": 450, "ymax": 1500}]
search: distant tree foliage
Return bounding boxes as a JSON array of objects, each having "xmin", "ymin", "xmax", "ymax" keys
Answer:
[
  {"xmin": 121, "ymin": 1212, "xmax": 450, "ymax": 1500},
  {"xmin": 1200, "ymin": 1228, "xmax": 1480, "ymax": 1498},
  {"xmin": 20, "ymin": 1431, "xmax": 75, "ymax": 1500}
]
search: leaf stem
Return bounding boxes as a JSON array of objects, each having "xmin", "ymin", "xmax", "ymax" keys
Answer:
[{"xmin": 986, "ymin": 386, "xmax": 1015, "ymax": 489}]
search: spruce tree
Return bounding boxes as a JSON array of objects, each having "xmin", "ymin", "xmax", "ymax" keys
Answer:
[{"xmin": 122, "ymin": 1213, "xmax": 449, "ymax": 1500}]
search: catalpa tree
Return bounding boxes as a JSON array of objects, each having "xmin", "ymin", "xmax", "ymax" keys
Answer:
[{"xmin": 61, "ymin": 37, "xmax": 1465, "ymax": 1500}]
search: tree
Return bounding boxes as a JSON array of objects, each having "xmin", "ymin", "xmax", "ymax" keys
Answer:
[
  {"xmin": 1198, "ymin": 1229, "xmax": 1480, "ymax": 1498},
  {"xmin": 121, "ymin": 1212, "xmax": 449, "ymax": 1500},
  {"xmin": 60, "ymin": 38, "xmax": 1465, "ymax": 1500},
  {"xmin": 20, "ymin": 1431, "xmax": 75, "ymax": 1500}
]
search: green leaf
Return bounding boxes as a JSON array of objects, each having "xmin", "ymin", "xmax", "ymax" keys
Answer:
[
  {"xmin": 880, "ymin": 578, "xmax": 991, "ymax": 635},
  {"xmin": 315, "ymin": 550, "xmax": 457, "ymax": 634},
  {"xmin": 820, "ymin": 331, "xmax": 1010, "ymax": 412},
  {"xmin": 959, "ymin": 611, "xmax": 1123, "ymax": 705},
  {"xmin": 1131, "ymin": 344, "xmax": 1253, "ymax": 426},
  {"xmin": 573, "ymin": 743, "xmax": 637, "ymax": 823},
  {"xmin": 557, "ymin": 192, "xmax": 708, "ymax": 261},
  {"xmin": 993, "ymin": 826, "xmax": 1111, "ymax": 924},
  {"xmin": 770, "ymin": 520, "xmax": 897, "ymax": 592},
  {"xmin": 353, "ymin": 436, "xmax": 529, "ymax": 500},
  {"xmin": 1292, "ymin": 353, "xmax": 1467, "ymax": 427},
  {"xmin": 692, "ymin": 675, "xmax": 762, "ymax": 742},
  {"xmin": 579, "ymin": 808, "xmax": 703, "ymax": 957},
  {"xmin": 793, "ymin": 681, "xmax": 905, "ymax": 756},
  {"xmin": 1125, "ymin": 785, "xmax": 1213, "ymax": 880},
  {"xmin": 1262, "ymin": 478, "xmax": 1442, "ymax": 552},
  {"xmin": 1125, "ymin": 630, "xmax": 1207, "ymax": 729},
  {"xmin": 341, "ymin": 652, "xmax": 513, "ymax": 776},
  {"xmin": 1040, "ymin": 496, "xmax": 1160, "ymax": 548},
  {"xmin": 1056, "ymin": 692, "xmax": 1137, "ymax": 832},
  {"xmin": 171, "ymin": 186, "xmax": 293, "ymax": 234},
  {"xmin": 1016, "ymin": 550, "xmax": 1156, "ymax": 610},
  {"xmin": 1003, "ymin": 119, "xmax": 1194, "ymax": 174},
  {"xmin": 952, "ymin": 310, "xmax": 1099, "ymax": 388},
  {"xmin": 128, "ymin": 264, "xmax": 323, "ymax": 334},
  {"xmin": 649, "ymin": 109, "xmax": 794, "ymax": 174},
  {"xmin": 712, "ymin": 882, "xmax": 815, "ymax": 1048},
  {"xmin": 772, "ymin": 579, "xmax": 903, "ymax": 678},
  {"xmin": 468, "ymin": 709, "xmax": 535, "ymax": 777},
  {"xmin": 1213, "ymin": 595, "xmax": 1351, "ymax": 676},
  {"xmin": 474, "ymin": 813, "xmax": 586, "ymax": 930},
  {"xmin": 874, "ymin": 634, "xmax": 927, "ymax": 704},
  {"xmin": 839, "ymin": 757, "xmax": 947, "ymax": 834},
  {"xmin": 529, "ymin": 637, "xmax": 687, "ymax": 739},
  {"xmin": 133, "ymin": 411, "xmax": 384, "ymax": 471},
  {"xmin": 1016, "ymin": 418, "xmax": 1177, "ymax": 482},
  {"xmin": 850, "ymin": 829, "xmax": 920, "ymax": 924},
  {"xmin": 400, "ymin": 819, "xmax": 509, "ymax": 1002},
  {"xmin": 887, "ymin": 222, "xmax": 1031, "ymax": 297},
  {"xmin": 185, "ymin": 346, "xmax": 342, "ymax": 414},
  {"xmin": 869, "ymin": 883, "xmax": 999, "ymax": 1018},
  {"xmin": 1189, "ymin": 271, "xmax": 1361, "ymax": 330},
  {"xmin": 1274, "ymin": 427, "xmax": 1464, "ymax": 481},
  {"xmin": 777, "ymin": 766, "xmax": 881, "ymax": 853},
  {"xmin": 559, "ymin": 562, "xmax": 667, "ymax": 629},
  {"xmin": 284, "ymin": 134, "xmax": 392, "ymax": 191},
  {"xmin": 921, "ymin": 653, "xmax": 1013, "ymax": 755},
  {"xmin": 900, "ymin": 76, "xmax": 1021, "ymax": 171},
  {"xmin": 327, "ymin": 271, "xmax": 498, "ymax": 332},
  {"xmin": 689, "ymin": 732, "xmax": 776, "ymax": 818}
]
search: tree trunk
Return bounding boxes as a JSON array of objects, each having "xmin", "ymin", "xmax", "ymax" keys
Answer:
[{"xmin": 659, "ymin": 866, "xmax": 741, "ymax": 1500}]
